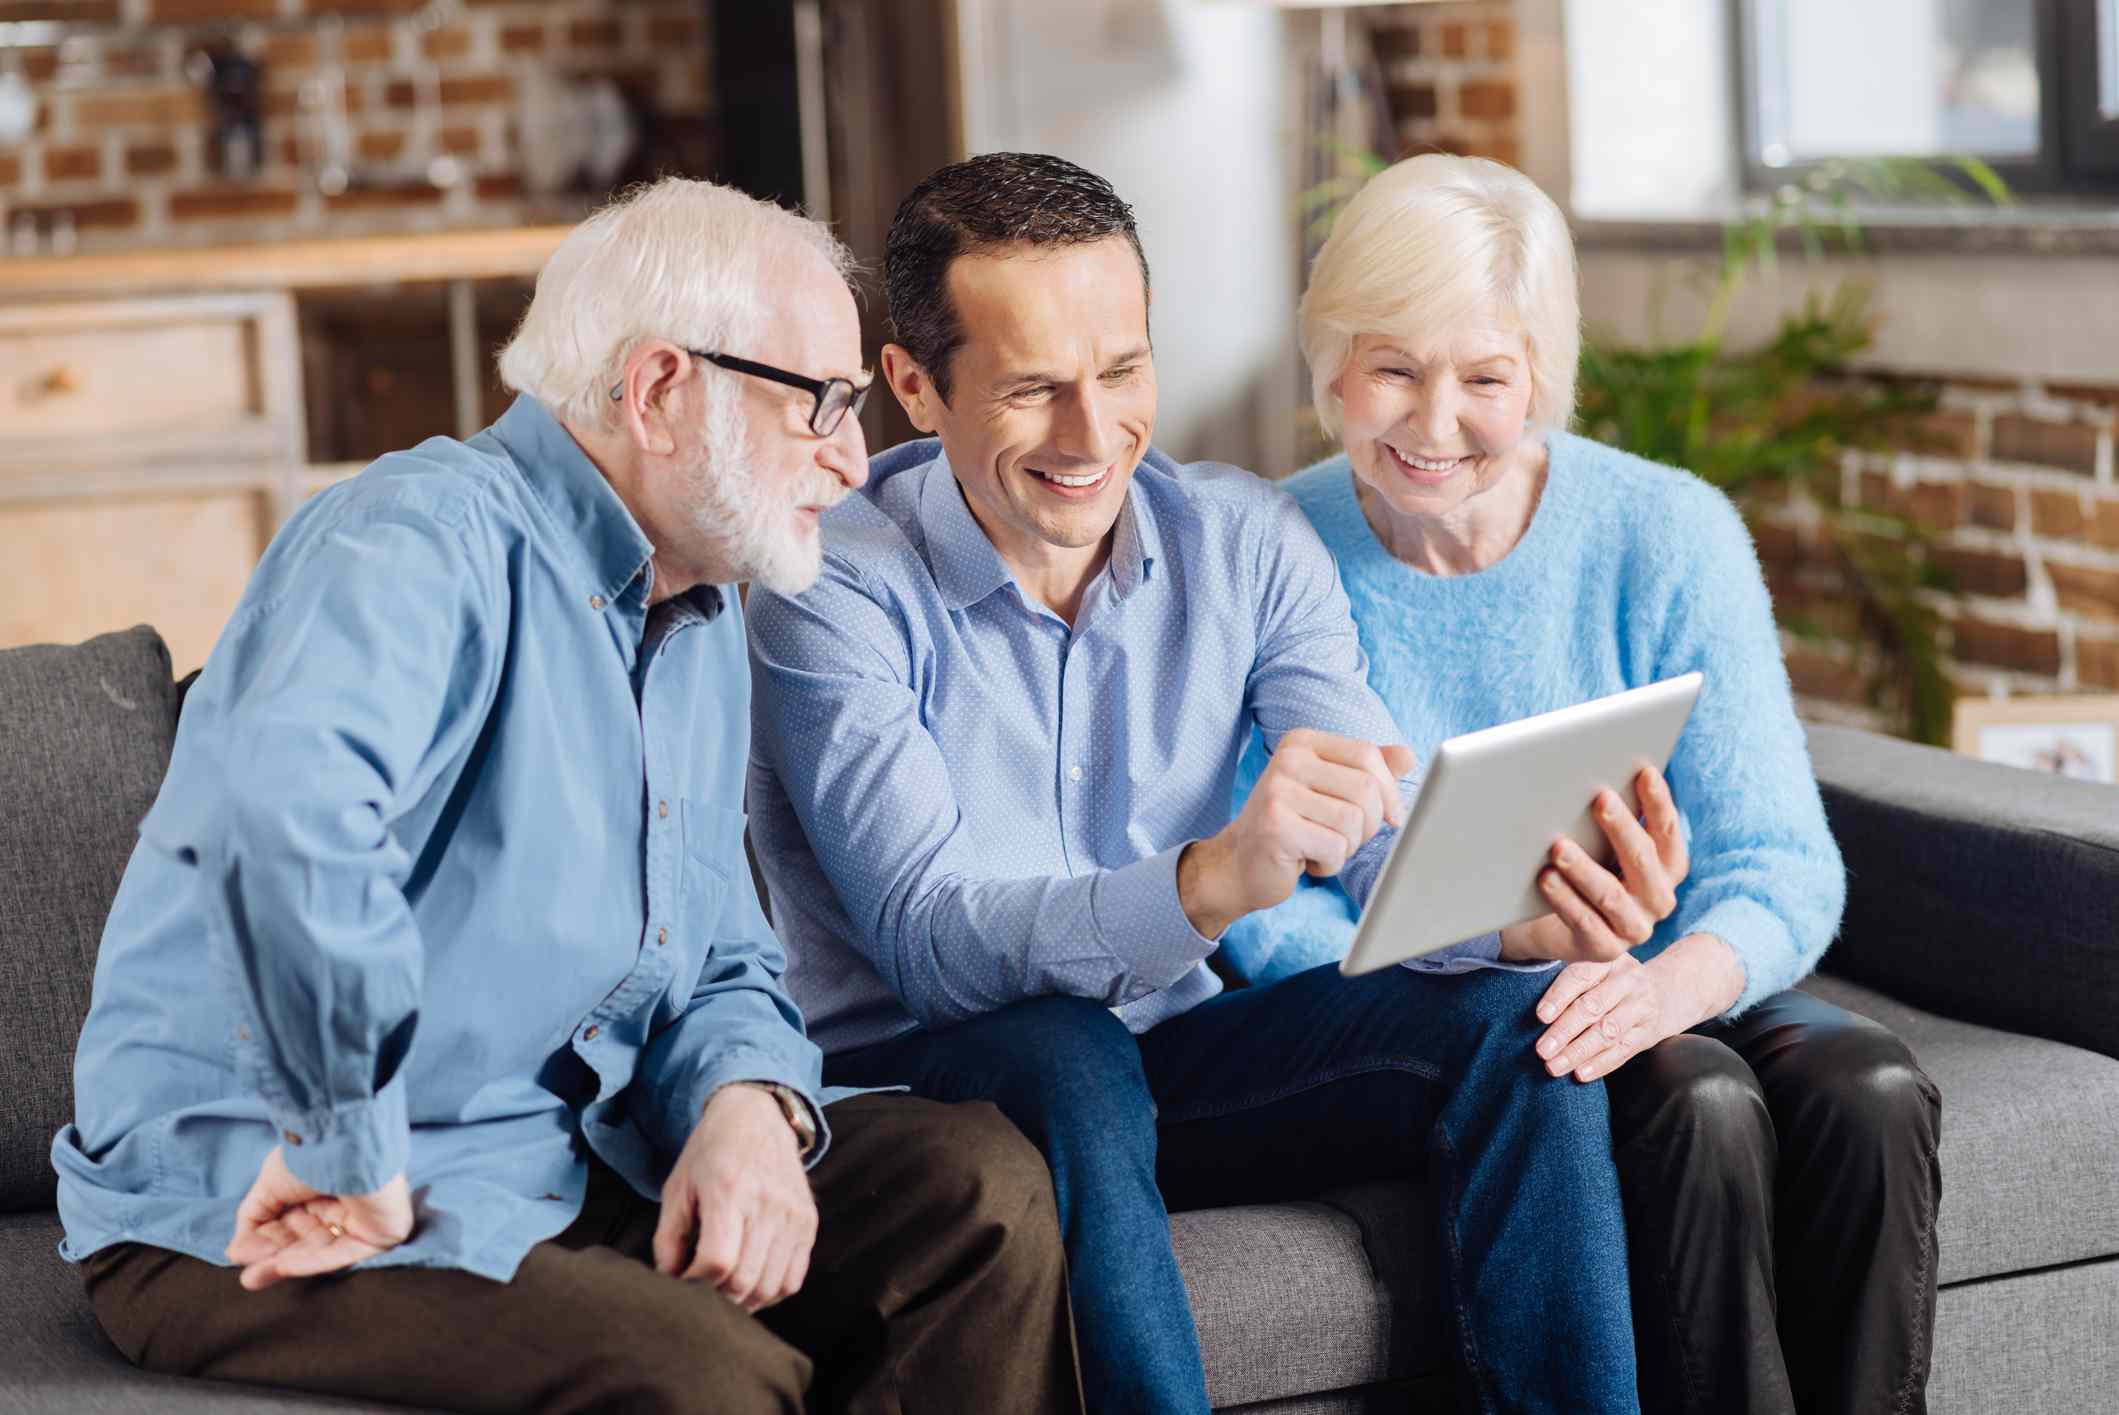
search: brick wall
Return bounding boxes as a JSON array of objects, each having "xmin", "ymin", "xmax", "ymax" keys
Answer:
[
  {"xmin": 1765, "ymin": 379, "xmax": 2119, "ymax": 727},
  {"xmin": 1365, "ymin": 0, "xmax": 1519, "ymax": 169},
  {"xmin": 0, "ymin": 0, "xmax": 710, "ymax": 250}
]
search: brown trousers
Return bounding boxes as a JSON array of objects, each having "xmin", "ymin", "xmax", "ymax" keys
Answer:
[{"xmin": 84, "ymin": 1094, "xmax": 1083, "ymax": 1415}]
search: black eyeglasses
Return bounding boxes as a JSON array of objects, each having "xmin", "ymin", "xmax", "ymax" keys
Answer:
[{"xmin": 610, "ymin": 349, "xmax": 871, "ymax": 437}]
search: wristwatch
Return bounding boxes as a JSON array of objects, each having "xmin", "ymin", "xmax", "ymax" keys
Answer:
[{"xmin": 740, "ymin": 1081, "xmax": 819, "ymax": 1160}]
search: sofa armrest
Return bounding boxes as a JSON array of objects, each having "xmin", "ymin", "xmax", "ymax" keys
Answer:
[{"xmin": 1806, "ymin": 723, "xmax": 2119, "ymax": 1062}]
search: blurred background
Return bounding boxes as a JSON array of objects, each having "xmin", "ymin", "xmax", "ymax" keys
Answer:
[{"xmin": 1, "ymin": 0, "xmax": 2115, "ymax": 748}]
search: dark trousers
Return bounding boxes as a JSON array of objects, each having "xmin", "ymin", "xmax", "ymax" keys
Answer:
[
  {"xmin": 830, "ymin": 964, "xmax": 1641, "ymax": 1415},
  {"xmin": 82, "ymin": 1094, "xmax": 1084, "ymax": 1415},
  {"xmin": 1608, "ymin": 987, "xmax": 1943, "ymax": 1415}
]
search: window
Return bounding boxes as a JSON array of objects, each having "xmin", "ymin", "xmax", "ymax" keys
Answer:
[{"xmin": 1739, "ymin": 0, "xmax": 2119, "ymax": 194}]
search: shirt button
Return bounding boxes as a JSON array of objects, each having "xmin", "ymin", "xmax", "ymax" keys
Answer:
[
  {"xmin": 282, "ymin": 1129, "xmax": 302, "ymax": 1147},
  {"xmin": 582, "ymin": 1024, "xmax": 600, "ymax": 1042},
  {"xmin": 657, "ymin": 800, "xmax": 669, "ymax": 819},
  {"xmin": 657, "ymin": 927, "xmax": 669, "ymax": 946},
  {"xmin": 589, "ymin": 594, "xmax": 605, "ymax": 611},
  {"xmin": 1068, "ymin": 764, "xmax": 1085, "ymax": 783}
]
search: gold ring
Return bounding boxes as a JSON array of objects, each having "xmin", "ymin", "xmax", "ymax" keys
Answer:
[{"xmin": 325, "ymin": 1222, "xmax": 346, "ymax": 1240}]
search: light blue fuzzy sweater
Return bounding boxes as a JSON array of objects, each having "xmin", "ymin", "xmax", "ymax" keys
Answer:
[{"xmin": 1225, "ymin": 431, "xmax": 1846, "ymax": 1017}]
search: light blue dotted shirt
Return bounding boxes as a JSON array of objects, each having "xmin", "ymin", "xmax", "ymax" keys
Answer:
[{"xmin": 747, "ymin": 439, "xmax": 1505, "ymax": 1056}]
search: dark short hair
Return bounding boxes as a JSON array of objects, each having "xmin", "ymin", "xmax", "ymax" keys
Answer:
[{"xmin": 884, "ymin": 152, "xmax": 1151, "ymax": 404}]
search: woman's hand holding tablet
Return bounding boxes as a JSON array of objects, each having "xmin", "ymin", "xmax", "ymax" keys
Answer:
[{"xmin": 1497, "ymin": 767, "xmax": 1690, "ymax": 964}]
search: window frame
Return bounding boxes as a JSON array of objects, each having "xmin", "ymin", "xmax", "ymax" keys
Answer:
[
  {"xmin": 1735, "ymin": 0, "xmax": 2119, "ymax": 198},
  {"xmin": 2060, "ymin": 0, "xmax": 2119, "ymax": 173}
]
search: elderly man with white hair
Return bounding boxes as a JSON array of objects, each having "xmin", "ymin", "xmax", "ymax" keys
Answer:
[{"xmin": 52, "ymin": 177, "xmax": 1083, "ymax": 1415}]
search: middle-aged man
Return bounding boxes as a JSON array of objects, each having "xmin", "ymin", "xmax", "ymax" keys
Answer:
[
  {"xmin": 53, "ymin": 177, "xmax": 1083, "ymax": 1415},
  {"xmin": 748, "ymin": 153, "xmax": 1672, "ymax": 1414}
]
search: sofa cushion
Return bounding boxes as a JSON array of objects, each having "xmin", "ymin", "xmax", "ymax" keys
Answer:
[
  {"xmin": 0, "ymin": 627, "xmax": 178, "ymax": 1212},
  {"xmin": 1929, "ymin": 1255, "xmax": 2119, "ymax": 1414},
  {"xmin": 0, "ymin": 1212, "xmax": 396, "ymax": 1412},
  {"xmin": 1171, "ymin": 1182, "xmax": 1446, "ymax": 1409},
  {"xmin": 3, "ymin": 1195, "xmax": 1428, "ymax": 1414},
  {"xmin": 1802, "ymin": 973, "xmax": 2119, "ymax": 1285}
]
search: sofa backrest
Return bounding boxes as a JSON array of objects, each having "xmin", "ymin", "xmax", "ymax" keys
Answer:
[
  {"xmin": 0, "ymin": 626, "xmax": 179, "ymax": 1212},
  {"xmin": 1808, "ymin": 721, "xmax": 2119, "ymax": 1063}
]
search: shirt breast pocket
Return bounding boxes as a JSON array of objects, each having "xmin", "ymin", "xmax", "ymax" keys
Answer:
[{"xmin": 680, "ymin": 799, "xmax": 748, "ymax": 939}]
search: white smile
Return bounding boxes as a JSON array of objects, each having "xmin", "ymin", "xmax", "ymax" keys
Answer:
[
  {"xmin": 1387, "ymin": 445, "xmax": 1466, "ymax": 474},
  {"xmin": 1030, "ymin": 467, "xmax": 1108, "ymax": 490}
]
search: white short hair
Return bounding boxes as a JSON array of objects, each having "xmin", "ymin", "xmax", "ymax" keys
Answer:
[
  {"xmin": 498, "ymin": 177, "xmax": 857, "ymax": 428},
  {"xmin": 1299, "ymin": 154, "xmax": 1579, "ymax": 437}
]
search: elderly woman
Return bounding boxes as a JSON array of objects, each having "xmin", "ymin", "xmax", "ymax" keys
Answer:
[{"xmin": 1229, "ymin": 154, "xmax": 1944, "ymax": 1415}]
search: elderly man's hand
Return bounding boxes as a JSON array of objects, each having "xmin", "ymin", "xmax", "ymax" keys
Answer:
[
  {"xmin": 1498, "ymin": 767, "xmax": 1689, "ymax": 964},
  {"xmin": 653, "ymin": 1083, "xmax": 817, "ymax": 1312},
  {"xmin": 225, "ymin": 1147, "xmax": 413, "ymax": 1291},
  {"xmin": 1181, "ymin": 729, "xmax": 1414, "ymax": 939}
]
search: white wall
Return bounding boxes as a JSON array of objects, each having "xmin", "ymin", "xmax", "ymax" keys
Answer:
[
  {"xmin": 1576, "ymin": 246, "xmax": 2119, "ymax": 384},
  {"xmin": 955, "ymin": 0, "xmax": 1301, "ymax": 473},
  {"xmin": 1562, "ymin": 0, "xmax": 1740, "ymax": 219}
]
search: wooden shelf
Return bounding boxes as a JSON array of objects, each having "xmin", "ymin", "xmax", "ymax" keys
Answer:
[{"xmin": 0, "ymin": 226, "xmax": 569, "ymax": 302}]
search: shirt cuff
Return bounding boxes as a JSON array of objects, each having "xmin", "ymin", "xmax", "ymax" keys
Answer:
[
  {"xmin": 1394, "ymin": 930, "xmax": 1554, "ymax": 974},
  {"xmin": 1092, "ymin": 843, "xmax": 1219, "ymax": 1000},
  {"xmin": 681, "ymin": 1049, "xmax": 834, "ymax": 1171},
  {"xmin": 272, "ymin": 1077, "xmax": 410, "ymax": 1197}
]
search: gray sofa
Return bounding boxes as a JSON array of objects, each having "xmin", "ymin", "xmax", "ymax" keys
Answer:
[{"xmin": 5, "ymin": 624, "xmax": 2117, "ymax": 1414}]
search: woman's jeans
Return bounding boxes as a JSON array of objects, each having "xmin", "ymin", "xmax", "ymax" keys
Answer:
[
  {"xmin": 1606, "ymin": 987, "xmax": 1944, "ymax": 1415},
  {"xmin": 827, "ymin": 962, "xmax": 1640, "ymax": 1415}
]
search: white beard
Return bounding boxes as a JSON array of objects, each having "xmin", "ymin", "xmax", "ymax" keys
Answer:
[{"xmin": 683, "ymin": 390, "xmax": 836, "ymax": 596}]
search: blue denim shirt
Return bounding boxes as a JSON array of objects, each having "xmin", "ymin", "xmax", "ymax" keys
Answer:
[
  {"xmin": 747, "ymin": 440, "xmax": 1508, "ymax": 1057},
  {"xmin": 55, "ymin": 396, "xmax": 843, "ymax": 1283}
]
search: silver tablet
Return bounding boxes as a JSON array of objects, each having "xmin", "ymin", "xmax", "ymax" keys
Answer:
[{"xmin": 1340, "ymin": 673, "xmax": 1703, "ymax": 976}]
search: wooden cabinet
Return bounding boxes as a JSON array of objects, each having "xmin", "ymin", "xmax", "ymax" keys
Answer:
[
  {"xmin": 0, "ymin": 293, "xmax": 303, "ymax": 673},
  {"xmin": 0, "ymin": 229, "xmax": 563, "ymax": 673}
]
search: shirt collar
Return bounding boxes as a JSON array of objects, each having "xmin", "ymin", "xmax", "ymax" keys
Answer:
[
  {"xmin": 915, "ymin": 446, "xmax": 1163, "ymax": 611},
  {"xmin": 1108, "ymin": 472, "xmax": 1160, "ymax": 599},
  {"xmin": 918, "ymin": 450, "xmax": 1016, "ymax": 611},
  {"xmin": 487, "ymin": 394, "xmax": 656, "ymax": 609}
]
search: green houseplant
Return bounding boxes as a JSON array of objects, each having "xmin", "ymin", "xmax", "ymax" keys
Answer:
[{"xmin": 1573, "ymin": 159, "xmax": 2009, "ymax": 745}]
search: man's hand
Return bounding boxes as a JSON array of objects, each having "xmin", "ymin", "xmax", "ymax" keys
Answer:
[
  {"xmin": 1180, "ymin": 730, "xmax": 1415, "ymax": 939},
  {"xmin": 653, "ymin": 1083, "xmax": 817, "ymax": 1312},
  {"xmin": 225, "ymin": 1146, "xmax": 413, "ymax": 1292},
  {"xmin": 1532, "ymin": 933, "xmax": 1747, "ymax": 1081},
  {"xmin": 1498, "ymin": 767, "xmax": 1689, "ymax": 964}
]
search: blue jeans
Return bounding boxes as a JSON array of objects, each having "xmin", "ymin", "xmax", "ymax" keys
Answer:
[{"xmin": 826, "ymin": 963, "xmax": 1640, "ymax": 1415}]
